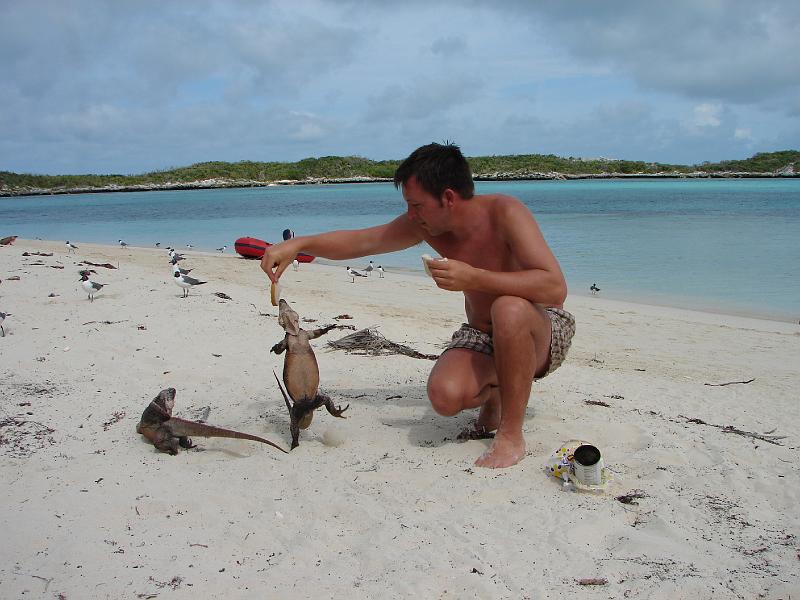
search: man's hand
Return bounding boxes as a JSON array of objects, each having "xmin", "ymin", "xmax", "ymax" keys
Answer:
[
  {"xmin": 260, "ymin": 241, "xmax": 297, "ymax": 283},
  {"xmin": 427, "ymin": 257, "xmax": 477, "ymax": 292}
]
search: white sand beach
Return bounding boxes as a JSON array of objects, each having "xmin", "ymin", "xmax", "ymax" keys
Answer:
[{"xmin": 1, "ymin": 238, "xmax": 798, "ymax": 599}]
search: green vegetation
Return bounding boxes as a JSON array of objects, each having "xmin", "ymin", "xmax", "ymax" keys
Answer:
[{"xmin": 1, "ymin": 150, "xmax": 797, "ymax": 195}]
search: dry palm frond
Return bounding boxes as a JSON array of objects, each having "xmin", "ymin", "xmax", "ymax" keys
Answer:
[{"xmin": 327, "ymin": 327, "xmax": 438, "ymax": 361}]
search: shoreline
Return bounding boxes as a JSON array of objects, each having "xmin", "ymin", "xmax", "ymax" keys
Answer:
[{"xmin": 2, "ymin": 170, "xmax": 798, "ymax": 197}]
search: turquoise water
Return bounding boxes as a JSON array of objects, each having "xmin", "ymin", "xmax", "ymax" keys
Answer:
[{"xmin": 1, "ymin": 179, "xmax": 798, "ymax": 321}]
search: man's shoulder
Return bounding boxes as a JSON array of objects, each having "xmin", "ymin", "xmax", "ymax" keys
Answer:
[{"xmin": 479, "ymin": 193, "xmax": 533, "ymax": 219}]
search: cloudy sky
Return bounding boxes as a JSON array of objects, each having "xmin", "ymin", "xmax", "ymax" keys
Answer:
[{"xmin": 2, "ymin": 0, "xmax": 799, "ymax": 174}]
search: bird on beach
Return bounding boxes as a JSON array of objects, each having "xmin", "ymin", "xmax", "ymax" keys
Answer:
[
  {"xmin": 590, "ymin": 283, "xmax": 601, "ymax": 295},
  {"xmin": 0, "ymin": 311, "xmax": 10, "ymax": 337},
  {"xmin": 168, "ymin": 249, "xmax": 185, "ymax": 262},
  {"xmin": 173, "ymin": 271, "xmax": 206, "ymax": 297},
  {"xmin": 119, "ymin": 239, "xmax": 128, "ymax": 247},
  {"xmin": 185, "ymin": 243, "xmax": 194, "ymax": 249},
  {"xmin": 79, "ymin": 272, "xmax": 107, "ymax": 302},
  {"xmin": 364, "ymin": 260, "xmax": 374, "ymax": 276},
  {"xmin": 216, "ymin": 246, "xmax": 226, "ymax": 253},
  {"xmin": 155, "ymin": 242, "xmax": 161, "ymax": 248},
  {"xmin": 170, "ymin": 257, "xmax": 192, "ymax": 275},
  {"xmin": 377, "ymin": 265, "xmax": 385, "ymax": 278},
  {"xmin": 346, "ymin": 266, "xmax": 367, "ymax": 283},
  {"xmin": 66, "ymin": 241, "xmax": 78, "ymax": 253}
]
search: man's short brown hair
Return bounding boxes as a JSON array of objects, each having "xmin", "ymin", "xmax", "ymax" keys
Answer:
[{"xmin": 394, "ymin": 142, "xmax": 474, "ymax": 201}]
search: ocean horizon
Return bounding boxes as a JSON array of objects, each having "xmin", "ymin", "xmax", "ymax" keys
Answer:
[{"xmin": 1, "ymin": 179, "xmax": 798, "ymax": 322}]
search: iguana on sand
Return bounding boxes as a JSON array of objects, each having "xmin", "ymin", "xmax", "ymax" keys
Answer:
[
  {"xmin": 137, "ymin": 388, "xmax": 287, "ymax": 455},
  {"xmin": 271, "ymin": 299, "xmax": 349, "ymax": 449}
]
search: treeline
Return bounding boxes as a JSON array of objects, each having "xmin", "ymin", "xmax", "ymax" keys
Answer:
[{"xmin": 1, "ymin": 150, "xmax": 798, "ymax": 192}]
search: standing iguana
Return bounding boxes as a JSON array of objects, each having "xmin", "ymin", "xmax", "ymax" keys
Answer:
[{"xmin": 271, "ymin": 299, "xmax": 349, "ymax": 449}]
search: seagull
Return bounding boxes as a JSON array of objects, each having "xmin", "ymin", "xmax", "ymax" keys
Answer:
[
  {"xmin": 377, "ymin": 265, "xmax": 385, "ymax": 278},
  {"xmin": 364, "ymin": 260, "xmax": 374, "ymax": 276},
  {"xmin": 66, "ymin": 241, "xmax": 78, "ymax": 253},
  {"xmin": 79, "ymin": 272, "xmax": 107, "ymax": 301},
  {"xmin": 0, "ymin": 311, "xmax": 10, "ymax": 337},
  {"xmin": 169, "ymin": 249, "xmax": 185, "ymax": 262},
  {"xmin": 185, "ymin": 243, "xmax": 193, "ymax": 249},
  {"xmin": 118, "ymin": 239, "xmax": 128, "ymax": 247},
  {"xmin": 346, "ymin": 266, "xmax": 367, "ymax": 283},
  {"xmin": 590, "ymin": 283, "xmax": 601, "ymax": 295},
  {"xmin": 216, "ymin": 246, "xmax": 226, "ymax": 253},
  {"xmin": 170, "ymin": 257, "xmax": 192, "ymax": 275},
  {"xmin": 292, "ymin": 259, "xmax": 299, "ymax": 271},
  {"xmin": 173, "ymin": 271, "xmax": 206, "ymax": 297},
  {"xmin": 155, "ymin": 242, "xmax": 161, "ymax": 248}
]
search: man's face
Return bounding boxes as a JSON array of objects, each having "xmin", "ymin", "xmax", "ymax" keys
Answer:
[{"xmin": 402, "ymin": 175, "xmax": 449, "ymax": 235}]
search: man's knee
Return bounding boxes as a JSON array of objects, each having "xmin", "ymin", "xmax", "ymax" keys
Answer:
[
  {"xmin": 427, "ymin": 375, "xmax": 466, "ymax": 416},
  {"xmin": 490, "ymin": 296, "xmax": 536, "ymax": 335}
]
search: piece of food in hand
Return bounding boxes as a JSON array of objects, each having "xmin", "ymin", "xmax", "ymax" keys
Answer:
[
  {"xmin": 270, "ymin": 281, "xmax": 282, "ymax": 306},
  {"xmin": 421, "ymin": 254, "xmax": 447, "ymax": 277}
]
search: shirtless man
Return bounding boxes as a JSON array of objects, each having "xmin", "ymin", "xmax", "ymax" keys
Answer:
[{"xmin": 261, "ymin": 143, "xmax": 575, "ymax": 468}]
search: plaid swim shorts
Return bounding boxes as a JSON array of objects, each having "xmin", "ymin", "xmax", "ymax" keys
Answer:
[{"xmin": 444, "ymin": 307, "xmax": 576, "ymax": 378}]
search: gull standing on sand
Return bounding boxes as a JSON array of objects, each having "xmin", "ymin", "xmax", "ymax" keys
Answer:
[
  {"xmin": 590, "ymin": 283, "xmax": 600, "ymax": 295},
  {"xmin": 119, "ymin": 239, "xmax": 128, "ymax": 248},
  {"xmin": 0, "ymin": 311, "xmax": 10, "ymax": 336},
  {"xmin": 80, "ymin": 272, "xmax": 107, "ymax": 302},
  {"xmin": 170, "ymin": 257, "xmax": 192, "ymax": 275},
  {"xmin": 66, "ymin": 241, "xmax": 78, "ymax": 253},
  {"xmin": 377, "ymin": 265, "xmax": 385, "ymax": 278},
  {"xmin": 173, "ymin": 271, "xmax": 206, "ymax": 297},
  {"xmin": 364, "ymin": 260, "xmax": 374, "ymax": 276},
  {"xmin": 216, "ymin": 246, "xmax": 226, "ymax": 253},
  {"xmin": 169, "ymin": 249, "xmax": 185, "ymax": 262},
  {"xmin": 346, "ymin": 266, "xmax": 367, "ymax": 283}
]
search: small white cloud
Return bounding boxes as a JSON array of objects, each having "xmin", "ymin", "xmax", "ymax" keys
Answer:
[
  {"xmin": 692, "ymin": 103, "xmax": 722, "ymax": 127},
  {"xmin": 734, "ymin": 127, "xmax": 753, "ymax": 140}
]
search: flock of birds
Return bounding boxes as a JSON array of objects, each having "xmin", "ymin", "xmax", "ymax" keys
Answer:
[
  {"xmin": 68, "ymin": 240, "xmax": 215, "ymax": 302},
  {"xmin": 346, "ymin": 260, "xmax": 385, "ymax": 283}
]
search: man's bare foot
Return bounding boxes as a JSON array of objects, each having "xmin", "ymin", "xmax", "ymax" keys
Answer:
[
  {"xmin": 457, "ymin": 389, "xmax": 501, "ymax": 440},
  {"xmin": 475, "ymin": 389, "xmax": 501, "ymax": 431},
  {"xmin": 474, "ymin": 432, "xmax": 526, "ymax": 468}
]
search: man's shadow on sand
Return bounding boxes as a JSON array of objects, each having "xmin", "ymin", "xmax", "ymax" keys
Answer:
[{"xmin": 332, "ymin": 384, "xmax": 482, "ymax": 449}]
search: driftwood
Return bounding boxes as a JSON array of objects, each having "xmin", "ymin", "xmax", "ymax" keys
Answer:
[
  {"xmin": 704, "ymin": 378, "xmax": 755, "ymax": 387},
  {"xmin": 585, "ymin": 399, "xmax": 611, "ymax": 407},
  {"xmin": 213, "ymin": 292, "xmax": 232, "ymax": 300},
  {"xmin": 327, "ymin": 327, "xmax": 439, "ymax": 361},
  {"xmin": 679, "ymin": 415, "xmax": 786, "ymax": 445},
  {"xmin": 79, "ymin": 260, "xmax": 117, "ymax": 269}
]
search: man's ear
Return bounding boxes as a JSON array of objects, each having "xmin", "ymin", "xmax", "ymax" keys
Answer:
[{"xmin": 441, "ymin": 188, "xmax": 457, "ymax": 207}]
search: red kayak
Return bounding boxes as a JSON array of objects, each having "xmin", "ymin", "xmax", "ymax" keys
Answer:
[{"xmin": 234, "ymin": 236, "xmax": 315, "ymax": 263}]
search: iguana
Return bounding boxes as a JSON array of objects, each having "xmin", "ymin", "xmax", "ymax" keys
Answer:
[
  {"xmin": 270, "ymin": 299, "xmax": 349, "ymax": 449},
  {"xmin": 137, "ymin": 388, "xmax": 287, "ymax": 455}
]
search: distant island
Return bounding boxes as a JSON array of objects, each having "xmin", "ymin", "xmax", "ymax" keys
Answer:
[{"xmin": 1, "ymin": 150, "xmax": 797, "ymax": 197}]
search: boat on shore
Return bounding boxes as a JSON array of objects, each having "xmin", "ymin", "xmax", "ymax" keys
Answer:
[{"xmin": 234, "ymin": 236, "xmax": 315, "ymax": 262}]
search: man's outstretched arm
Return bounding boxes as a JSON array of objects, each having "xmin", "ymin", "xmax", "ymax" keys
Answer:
[{"xmin": 261, "ymin": 215, "xmax": 423, "ymax": 282}]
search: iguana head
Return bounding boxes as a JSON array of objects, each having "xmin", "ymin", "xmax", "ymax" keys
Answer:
[
  {"xmin": 152, "ymin": 388, "xmax": 177, "ymax": 417},
  {"xmin": 277, "ymin": 299, "xmax": 301, "ymax": 336}
]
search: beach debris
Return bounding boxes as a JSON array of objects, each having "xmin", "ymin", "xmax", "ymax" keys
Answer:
[
  {"xmin": 334, "ymin": 314, "xmax": 353, "ymax": 320},
  {"xmin": 704, "ymin": 378, "xmax": 755, "ymax": 387},
  {"xmin": 678, "ymin": 415, "xmax": 786, "ymax": 445},
  {"xmin": 577, "ymin": 578, "xmax": 608, "ymax": 586},
  {"xmin": 616, "ymin": 489, "xmax": 648, "ymax": 505},
  {"xmin": 22, "ymin": 251, "xmax": 54, "ymax": 257},
  {"xmin": 79, "ymin": 260, "xmax": 117, "ymax": 269},
  {"xmin": 0, "ymin": 414, "xmax": 56, "ymax": 458},
  {"xmin": 102, "ymin": 411, "xmax": 126, "ymax": 431},
  {"xmin": 6, "ymin": 276, "xmax": 20, "ymax": 281},
  {"xmin": 0, "ymin": 235, "xmax": 18, "ymax": 245},
  {"xmin": 213, "ymin": 291, "xmax": 232, "ymax": 300},
  {"xmin": 327, "ymin": 327, "xmax": 439, "ymax": 361},
  {"xmin": 48, "ymin": 293, "xmax": 59, "ymax": 297},
  {"xmin": 584, "ymin": 399, "xmax": 611, "ymax": 407},
  {"xmin": 136, "ymin": 388, "xmax": 286, "ymax": 455},
  {"xmin": 270, "ymin": 299, "xmax": 349, "ymax": 449}
]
